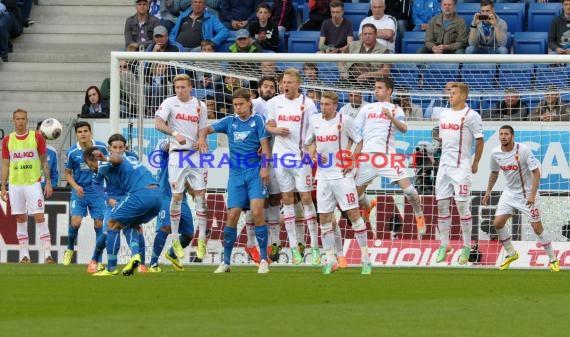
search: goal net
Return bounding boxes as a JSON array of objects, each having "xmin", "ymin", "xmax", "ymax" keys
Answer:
[{"xmin": 107, "ymin": 52, "xmax": 570, "ymax": 269}]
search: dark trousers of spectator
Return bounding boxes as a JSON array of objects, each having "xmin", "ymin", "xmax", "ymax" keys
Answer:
[
  {"xmin": 0, "ymin": 13, "xmax": 14, "ymax": 58},
  {"xmin": 18, "ymin": 0, "xmax": 32, "ymax": 23},
  {"xmin": 417, "ymin": 46, "xmax": 465, "ymax": 54}
]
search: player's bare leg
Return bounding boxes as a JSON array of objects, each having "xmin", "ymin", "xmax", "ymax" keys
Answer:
[{"xmin": 396, "ymin": 178, "xmax": 426, "ymax": 237}]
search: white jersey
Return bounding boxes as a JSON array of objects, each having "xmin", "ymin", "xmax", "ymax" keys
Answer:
[
  {"xmin": 252, "ymin": 97, "xmax": 269, "ymax": 118},
  {"xmin": 339, "ymin": 101, "xmax": 370, "ymax": 119},
  {"xmin": 155, "ymin": 96, "xmax": 207, "ymax": 151},
  {"xmin": 267, "ymin": 93, "xmax": 317, "ymax": 160},
  {"xmin": 490, "ymin": 142, "xmax": 539, "ymax": 198},
  {"xmin": 438, "ymin": 106, "xmax": 483, "ymax": 169},
  {"xmin": 355, "ymin": 101, "xmax": 406, "ymax": 154},
  {"xmin": 358, "ymin": 15, "xmax": 396, "ymax": 53},
  {"xmin": 305, "ymin": 113, "xmax": 362, "ymax": 180}
]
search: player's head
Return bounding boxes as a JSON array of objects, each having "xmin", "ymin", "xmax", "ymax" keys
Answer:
[
  {"xmin": 12, "ymin": 108, "xmax": 28, "ymax": 132},
  {"xmin": 320, "ymin": 91, "xmax": 339, "ymax": 117},
  {"xmin": 348, "ymin": 91, "xmax": 363, "ymax": 106},
  {"xmin": 258, "ymin": 76, "xmax": 277, "ymax": 101},
  {"xmin": 173, "ymin": 74, "xmax": 192, "ymax": 101},
  {"xmin": 108, "ymin": 133, "xmax": 128, "ymax": 155},
  {"xmin": 232, "ymin": 88, "xmax": 253, "ymax": 118},
  {"xmin": 499, "ymin": 125, "xmax": 515, "ymax": 147},
  {"xmin": 74, "ymin": 121, "xmax": 93, "ymax": 143},
  {"xmin": 448, "ymin": 82, "xmax": 469, "ymax": 108},
  {"xmin": 282, "ymin": 68, "xmax": 301, "ymax": 100},
  {"xmin": 374, "ymin": 76, "xmax": 394, "ymax": 102},
  {"xmin": 82, "ymin": 146, "xmax": 101, "ymax": 172}
]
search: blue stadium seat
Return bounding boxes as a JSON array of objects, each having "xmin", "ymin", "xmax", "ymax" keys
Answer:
[
  {"xmin": 343, "ymin": 3, "xmax": 369, "ymax": 30},
  {"xmin": 461, "ymin": 63, "xmax": 497, "ymax": 92},
  {"xmin": 528, "ymin": 3, "xmax": 562, "ymax": 33},
  {"xmin": 193, "ymin": 89, "xmax": 215, "ymax": 100},
  {"xmin": 455, "ymin": 3, "xmax": 479, "ymax": 27},
  {"xmin": 318, "ymin": 62, "xmax": 340, "ymax": 85},
  {"xmin": 391, "ymin": 63, "xmax": 420, "ymax": 90},
  {"xmin": 498, "ymin": 63, "xmax": 534, "ymax": 90},
  {"xmin": 494, "ymin": 3, "xmax": 525, "ymax": 33},
  {"xmin": 513, "ymin": 32, "xmax": 548, "ymax": 54},
  {"xmin": 535, "ymin": 64, "xmax": 570, "ymax": 90},
  {"xmin": 287, "ymin": 31, "xmax": 320, "ymax": 53},
  {"xmin": 217, "ymin": 30, "xmax": 237, "ymax": 52},
  {"xmin": 401, "ymin": 31, "xmax": 425, "ymax": 54},
  {"xmin": 421, "ymin": 63, "xmax": 460, "ymax": 91}
]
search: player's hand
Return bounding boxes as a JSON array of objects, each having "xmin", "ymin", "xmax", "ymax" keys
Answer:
[
  {"xmin": 316, "ymin": 153, "xmax": 328, "ymax": 165},
  {"xmin": 342, "ymin": 157, "xmax": 355, "ymax": 176},
  {"xmin": 274, "ymin": 127, "xmax": 290, "ymax": 136},
  {"xmin": 44, "ymin": 184, "xmax": 53, "ymax": 198},
  {"xmin": 526, "ymin": 197, "xmax": 535, "ymax": 208},
  {"xmin": 92, "ymin": 150, "xmax": 105, "ymax": 161},
  {"xmin": 382, "ymin": 107, "xmax": 394, "ymax": 119},
  {"xmin": 482, "ymin": 193, "xmax": 490, "ymax": 206},
  {"xmin": 0, "ymin": 188, "xmax": 7, "ymax": 202},
  {"xmin": 471, "ymin": 162, "xmax": 479, "ymax": 174},
  {"xmin": 197, "ymin": 138, "xmax": 208, "ymax": 153},
  {"xmin": 108, "ymin": 198, "xmax": 118, "ymax": 207},
  {"xmin": 260, "ymin": 167, "xmax": 269, "ymax": 186},
  {"xmin": 174, "ymin": 133, "xmax": 187, "ymax": 145},
  {"xmin": 75, "ymin": 186, "xmax": 85, "ymax": 198}
]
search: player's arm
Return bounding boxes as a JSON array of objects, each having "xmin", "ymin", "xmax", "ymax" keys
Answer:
[
  {"xmin": 64, "ymin": 168, "xmax": 84, "ymax": 198},
  {"xmin": 39, "ymin": 153, "xmax": 53, "ymax": 198},
  {"xmin": 472, "ymin": 137, "xmax": 484, "ymax": 174},
  {"xmin": 197, "ymin": 125, "xmax": 215, "ymax": 153},
  {"xmin": 50, "ymin": 152, "xmax": 59, "ymax": 187},
  {"xmin": 1, "ymin": 157, "xmax": 9, "ymax": 202},
  {"xmin": 259, "ymin": 138, "xmax": 270, "ymax": 185},
  {"xmin": 482, "ymin": 170, "xmax": 499, "ymax": 206},
  {"xmin": 155, "ymin": 115, "xmax": 186, "ymax": 144},
  {"xmin": 383, "ymin": 106, "xmax": 407, "ymax": 133},
  {"xmin": 266, "ymin": 119, "xmax": 289, "ymax": 136},
  {"xmin": 528, "ymin": 167, "xmax": 541, "ymax": 206}
]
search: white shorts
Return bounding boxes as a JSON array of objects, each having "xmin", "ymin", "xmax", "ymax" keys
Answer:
[
  {"xmin": 317, "ymin": 176, "xmax": 359, "ymax": 213},
  {"xmin": 267, "ymin": 163, "xmax": 280, "ymax": 195},
  {"xmin": 354, "ymin": 155, "xmax": 407, "ymax": 187},
  {"xmin": 274, "ymin": 162, "xmax": 313, "ymax": 193},
  {"xmin": 168, "ymin": 150, "xmax": 207, "ymax": 193},
  {"xmin": 435, "ymin": 166, "xmax": 472, "ymax": 201},
  {"xmin": 8, "ymin": 182, "xmax": 45, "ymax": 215},
  {"xmin": 496, "ymin": 193, "xmax": 541, "ymax": 223}
]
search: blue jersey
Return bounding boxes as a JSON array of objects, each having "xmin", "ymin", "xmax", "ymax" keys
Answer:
[
  {"xmin": 100, "ymin": 151, "xmax": 141, "ymax": 200},
  {"xmin": 211, "ymin": 113, "xmax": 269, "ymax": 170},
  {"xmin": 95, "ymin": 156, "xmax": 158, "ymax": 196},
  {"xmin": 65, "ymin": 140, "xmax": 108, "ymax": 194},
  {"xmin": 40, "ymin": 145, "xmax": 59, "ymax": 188}
]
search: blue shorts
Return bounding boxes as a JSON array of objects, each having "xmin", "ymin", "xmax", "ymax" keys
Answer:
[
  {"xmin": 110, "ymin": 187, "xmax": 162, "ymax": 226},
  {"xmin": 70, "ymin": 191, "xmax": 105, "ymax": 220},
  {"xmin": 102, "ymin": 195, "xmax": 125, "ymax": 232},
  {"xmin": 155, "ymin": 198, "xmax": 195, "ymax": 235},
  {"xmin": 226, "ymin": 167, "xmax": 267, "ymax": 210}
]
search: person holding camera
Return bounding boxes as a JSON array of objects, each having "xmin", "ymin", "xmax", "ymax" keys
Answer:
[{"xmin": 466, "ymin": 0, "xmax": 508, "ymax": 54}]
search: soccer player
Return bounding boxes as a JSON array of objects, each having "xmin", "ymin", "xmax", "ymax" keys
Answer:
[
  {"xmin": 198, "ymin": 88, "xmax": 271, "ymax": 274},
  {"xmin": 482, "ymin": 125, "xmax": 559, "ymax": 272},
  {"xmin": 354, "ymin": 77, "xmax": 425, "ymax": 237},
  {"xmin": 305, "ymin": 91, "xmax": 372, "ymax": 275},
  {"xmin": 1, "ymin": 109, "xmax": 54, "ymax": 264},
  {"xmin": 435, "ymin": 82, "xmax": 484, "ymax": 265},
  {"xmin": 266, "ymin": 68, "xmax": 319, "ymax": 265},
  {"xmin": 36, "ymin": 121, "xmax": 59, "ymax": 189},
  {"xmin": 63, "ymin": 121, "xmax": 107, "ymax": 265},
  {"xmin": 155, "ymin": 73, "xmax": 208, "ymax": 261},
  {"xmin": 83, "ymin": 147, "xmax": 162, "ymax": 276},
  {"xmin": 148, "ymin": 139, "xmax": 195, "ymax": 272}
]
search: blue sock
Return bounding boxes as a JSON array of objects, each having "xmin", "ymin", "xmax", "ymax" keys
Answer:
[
  {"xmin": 151, "ymin": 230, "xmax": 168, "ymax": 266},
  {"xmin": 106, "ymin": 229, "xmax": 120, "ymax": 272},
  {"xmin": 67, "ymin": 226, "xmax": 79, "ymax": 250},
  {"xmin": 91, "ymin": 233, "xmax": 107, "ymax": 262},
  {"xmin": 138, "ymin": 232, "xmax": 146, "ymax": 264},
  {"xmin": 255, "ymin": 225, "xmax": 269, "ymax": 261},
  {"xmin": 223, "ymin": 226, "xmax": 237, "ymax": 266},
  {"xmin": 123, "ymin": 227, "xmax": 140, "ymax": 256},
  {"xmin": 94, "ymin": 227, "xmax": 104, "ymax": 263}
]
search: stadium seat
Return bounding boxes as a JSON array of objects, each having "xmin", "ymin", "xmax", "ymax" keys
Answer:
[
  {"xmin": 218, "ymin": 30, "xmax": 237, "ymax": 52},
  {"xmin": 343, "ymin": 3, "xmax": 369, "ymax": 29},
  {"xmin": 455, "ymin": 3, "xmax": 479, "ymax": 27},
  {"xmin": 513, "ymin": 32, "xmax": 548, "ymax": 54},
  {"xmin": 391, "ymin": 63, "xmax": 420, "ymax": 90},
  {"xmin": 421, "ymin": 63, "xmax": 460, "ymax": 91},
  {"xmin": 528, "ymin": 3, "xmax": 562, "ymax": 33},
  {"xmin": 288, "ymin": 31, "xmax": 320, "ymax": 53},
  {"xmin": 318, "ymin": 62, "xmax": 340, "ymax": 85},
  {"xmin": 461, "ymin": 63, "xmax": 497, "ymax": 92},
  {"xmin": 535, "ymin": 64, "xmax": 570, "ymax": 90},
  {"xmin": 401, "ymin": 31, "xmax": 425, "ymax": 54},
  {"xmin": 494, "ymin": 3, "xmax": 525, "ymax": 33},
  {"xmin": 193, "ymin": 89, "xmax": 215, "ymax": 100},
  {"xmin": 498, "ymin": 63, "xmax": 534, "ymax": 90}
]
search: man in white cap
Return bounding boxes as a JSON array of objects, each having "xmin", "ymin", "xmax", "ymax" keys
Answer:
[{"xmin": 228, "ymin": 28, "xmax": 263, "ymax": 52}]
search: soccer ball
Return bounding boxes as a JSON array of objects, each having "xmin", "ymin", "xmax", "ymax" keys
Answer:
[{"xmin": 40, "ymin": 118, "xmax": 63, "ymax": 140}]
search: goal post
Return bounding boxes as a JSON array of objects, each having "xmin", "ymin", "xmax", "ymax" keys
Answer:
[{"xmin": 107, "ymin": 51, "xmax": 570, "ymax": 268}]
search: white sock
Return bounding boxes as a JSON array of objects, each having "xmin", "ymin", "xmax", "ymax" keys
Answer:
[
  {"xmin": 294, "ymin": 201, "xmax": 304, "ymax": 245},
  {"xmin": 353, "ymin": 218, "xmax": 370, "ymax": 263},
  {"xmin": 37, "ymin": 221, "xmax": 52, "ymax": 259},
  {"xmin": 17, "ymin": 222, "xmax": 29, "ymax": 258},
  {"xmin": 497, "ymin": 226, "xmax": 516, "ymax": 256},
  {"xmin": 282, "ymin": 204, "xmax": 297, "ymax": 248},
  {"xmin": 195, "ymin": 196, "xmax": 207, "ymax": 240},
  {"xmin": 438, "ymin": 216, "xmax": 451, "ymax": 246},
  {"xmin": 267, "ymin": 205, "xmax": 281, "ymax": 245},
  {"xmin": 333, "ymin": 223, "xmax": 343, "ymax": 256},
  {"xmin": 403, "ymin": 185, "xmax": 423, "ymax": 217},
  {"xmin": 303, "ymin": 203, "xmax": 318, "ymax": 247},
  {"xmin": 460, "ymin": 216, "xmax": 472, "ymax": 248},
  {"xmin": 321, "ymin": 225, "xmax": 336, "ymax": 265},
  {"xmin": 538, "ymin": 231, "xmax": 556, "ymax": 262},
  {"xmin": 169, "ymin": 198, "xmax": 181, "ymax": 239},
  {"xmin": 244, "ymin": 211, "xmax": 256, "ymax": 247},
  {"xmin": 359, "ymin": 194, "xmax": 371, "ymax": 209}
]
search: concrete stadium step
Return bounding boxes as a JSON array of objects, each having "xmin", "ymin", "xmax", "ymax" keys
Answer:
[
  {"xmin": 13, "ymin": 33, "xmax": 124, "ymax": 45},
  {"xmin": 7, "ymin": 51, "xmax": 113, "ymax": 63},
  {"xmin": 0, "ymin": 91, "xmax": 81, "ymax": 103},
  {"xmin": 0, "ymin": 81, "xmax": 106, "ymax": 92},
  {"xmin": 26, "ymin": 24, "xmax": 124, "ymax": 35},
  {"xmin": 33, "ymin": 15, "xmax": 130, "ymax": 25},
  {"xmin": 0, "ymin": 62, "xmax": 110, "ymax": 72},
  {"xmin": 32, "ymin": 5, "xmax": 133, "ymax": 17},
  {"xmin": 39, "ymin": 0, "xmax": 132, "ymax": 6}
]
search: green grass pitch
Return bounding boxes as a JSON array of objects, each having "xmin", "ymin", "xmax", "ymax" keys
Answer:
[{"xmin": 0, "ymin": 264, "xmax": 567, "ymax": 337}]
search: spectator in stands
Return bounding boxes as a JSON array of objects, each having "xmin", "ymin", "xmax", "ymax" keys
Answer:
[
  {"xmin": 530, "ymin": 86, "xmax": 570, "ymax": 122},
  {"xmin": 159, "ymin": 0, "xmax": 191, "ymax": 32},
  {"xmin": 1, "ymin": 0, "xmax": 24, "ymax": 62},
  {"xmin": 170, "ymin": 0, "xmax": 228, "ymax": 51},
  {"xmin": 394, "ymin": 87, "xmax": 423, "ymax": 120},
  {"xmin": 339, "ymin": 91, "xmax": 370, "ymax": 119},
  {"xmin": 146, "ymin": 25, "xmax": 184, "ymax": 52},
  {"xmin": 259, "ymin": 61, "xmax": 278, "ymax": 78},
  {"xmin": 249, "ymin": 3, "xmax": 279, "ymax": 52},
  {"xmin": 124, "ymin": 0, "xmax": 160, "ymax": 49},
  {"xmin": 220, "ymin": 0, "xmax": 261, "ymax": 30},
  {"xmin": 385, "ymin": 0, "xmax": 412, "ymax": 37},
  {"xmin": 19, "ymin": 0, "xmax": 33, "ymax": 27},
  {"xmin": 548, "ymin": 0, "xmax": 570, "ymax": 55},
  {"xmin": 229, "ymin": 29, "xmax": 263, "ymax": 52},
  {"xmin": 342, "ymin": 23, "xmax": 391, "ymax": 84},
  {"xmin": 425, "ymin": 81, "xmax": 452, "ymax": 120},
  {"xmin": 418, "ymin": 0, "xmax": 467, "ymax": 54},
  {"xmin": 484, "ymin": 87, "xmax": 528, "ymax": 121},
  {"xmin": 358, "ymin": 0, "xmax": 397, "ymax": 53},
  {"xmin": 216, "ymin": 74, "xmax": 241, "ymax": 114},
  {"xmin": 270, "ymin": 0, "xmax": 296, "ymax": 34},
  {"xmin": 302, "ymin": 62, "xmax": 325, "ymax": 86},
  {"xmin": 300, "ymin": 0, "xmax": 332, "ymax": 31},
  {"xmin": 206, "ymin": 94, "xmax": 225, "ymax": 119},
  {"xmin": 466, "ymin": 0, "xmax": 508, "ymax": 54},
  {"xmin": 195, "ymin": 40, "xmax": 221, "ymax": 89},
  {"xmin": 412, "ymin": 0, "xmax": 440, "ymax": 32},
  {"xmin": 318, "ymin": 0, "xmax": 353, "ymax": 54},
  {"xmin": 206, "ymin": 0, "xmax": 222, "ymax": 17},
  {"xmin": 80, "ymin": 86, "xmax": 109, "ymax": 119}
]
